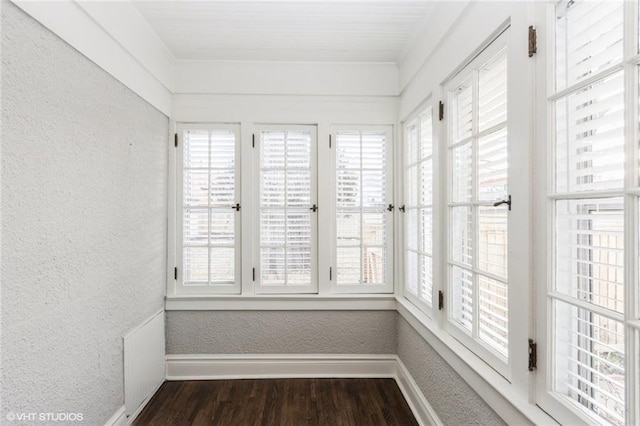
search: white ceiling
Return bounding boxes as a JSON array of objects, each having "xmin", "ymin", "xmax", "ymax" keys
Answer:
[{"xmin": 132, "ymin": 1, "xmax": 435, "ymax": 63}]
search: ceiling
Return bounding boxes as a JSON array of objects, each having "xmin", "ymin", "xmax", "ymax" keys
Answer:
[{"xmin": 131, "ymin": 1, "xmax": 435, "ymax": 63}]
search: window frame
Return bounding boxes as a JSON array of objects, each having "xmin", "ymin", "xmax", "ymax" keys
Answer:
[
  {"xmin": 330, "ymin": 125, "xmax": 394, "ymax": 294},
  {"xmin": 535, "ymin": 1, "xmax": 640, "ymax": 425},
  {"xmin": 253, "ymin": 124, "xmax": 319, "ymax": 295},
  {"xmin": 173, "ymin": 123, "xmax": 242, "ymax": 296},
  {"xmin": 402, "ymin": 104, "xmax": 436, "ymax": 313},
  {"xmin": 443, "ymin": 30, "xmax": 512, "ymax": 378}
]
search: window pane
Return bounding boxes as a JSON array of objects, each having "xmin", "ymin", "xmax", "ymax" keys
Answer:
[
  {"xmin": 479, "ymin": 50, "xmax": 507, "ymax": 132},
  {"xmin": 337, "ymin": 132, "xmax": 361, "ymax": 169},
  {"xmin": 451, "ymin": 206, "xmax": 473, "ymax": 266},
  {"xmin": 479, "ymin": 275, "xmax": 508, "ymax": 357},
  {"xmin": 286, "ymin": 170, "xmax": 311, "ymax": 208},
  {"xmin": 210, "ymin": 131, "xmax": 235, "ymax": 168},
  {"xmin": 287, "ymin": 213, "xmax": 311, "ymax": 246},
  {"xmin": 406, "ymin": 166, "xmax": 418, "ymax": 208},
  {"xmin": 452, "ymin": 78, "xmax": 473, "ymax": 142},
  {"xmin": 261, "ymin": 247, "xmax": 285, "ymax": 286},
  {"xmin": 555, "ymin": 72, "xmax": 625, "ymax": 193},
  {"xmin": 406, "ymin": 251, "xmax": 418, "ymax": 296},
  {"xmin": 337, "ymin": 170, "xmax": 360, "ymax": 208},
  {"xmin": 362, "ymin": 132, "xmax": 386, "ymax": 169},
  {"xmin": 421, "ymin": 254, "xmax": 433, "ymax": 305},
  {"xmin": 405, "ymin": 124, "xmax": 418, "ymax": 165},
  {"xmin": 478, "ymin": 206, "xmax": 508, "ymax": 279},
  {"xmin": 184, "ymin": 208, "xmax": 208, "ymax": 246},
  {"xmin": 452, "ymin": 143, "xmax": 473, "ymax": 203},
  {"xmin": 363, "ymin": 213, "xmax": 385, "ymax": 246},
  {"xmin": 556, "ymin": 198, "xmax": 624, "ymax": 313},
  {"xmin": 406, "ymin": 209, "xmax": 418, "ymax": 251},
  {"xmin": 210, "ymin": 247, "xmax": 234, "ymax": 283},
  {"xmin": 478, "ymin": 128, "xmax": 508, "ymax": 203},
  {"xmin": 337, "ymin": 211, "xmax": 360, "ymax": 246},
  {"xmin": 184, "ymin": 170, "xmax": 208, "ymax": 207},
  {"xmin": 420, "ymin": 110, "xmax": 433, "ymax": 159},
  {"xmin": 421, "ymin": 208, "xmax": 433, "ymax": 256},
  {"xmin": 554, "ymin": 301, "xmax": 625, "ymax": 426},
  {"xmin": 421, "ymin": 158, "xmax": 433, "ymax": 206},
  {"xmin": 362, "ymin": 170, "xmax": 386, "ymax": 208},
  {"xmin": 183, "ymin": 130, "xmax": 209, "ymax": 168},
  {"xmin": 184, "ymin": 247, "xmax": 208, "ymax": 284},
  {"xmin": 338, "ymin": 247, "xmax": 360, "ymax": 284},
  {"xmin": 210, "ymin": 211, "xmax": 234, "ymax": 246},
  {"xmin": 555, "ymin": 0, "xmax": 623, "ymax": 92},
  {"xmin": 287, "ymin": 247, "xmax": 311, "ymax": 285},
  {"xmin": 210, "ymin": 169, "xmax": 234, "ymax": 205},
  {"xmin": 452, "ymin": 266, "xmax": 473, "ymax": 333},
  {"xmin": 363, "ymin": 246, "xmax": 384, "ymax": 284},
  {"xmin": 260, "ymin": 211, "xmax": 285, "ymax": 245},
  {"xmin": 286, "ymin": 132, "xmax": 311, "ymax": 168},
  {"xmin": 261, "ymin": 170, "xmax": 285, "ymax": 207},
  {"xmin": 260, "ymin": 131, "xmax": 285, "ymax": 168}
]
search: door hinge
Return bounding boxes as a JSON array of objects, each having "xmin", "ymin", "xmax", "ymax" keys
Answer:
[
  {"xmin": 387, "ymin": 204, "xmax": 394, "ymax": 212},
  {"xmin": 252, "ymin": 134, "xmax": 255, "ymax": 148},
  {"xmin": 528, "ymin": 25, "xmax": 537, "ymax": 57},
  {"xmin": 252, "ymin": 267, "xmax": 256, "ymax": 282},
  {"xmin": 438, "ymin": 290, "xmax": 444, "ymax": 310},
  {"xmin": 329, "ymin": 134, "xmax": 332, "ymax": 149},
  {"xmin": 232, "ymin": 203, "xmax": 241, "ymax": 211},
  {"xmin": 174, "ymin": 133, "xmax": 178, "ymax": 148},
  {"xmin": 438, "ymin": 101, "xmax": 444, "ymax": 121},
  {"xmin": 399, "ymin": 205, "xmax": 405, "ymax": 212},
  {"xmin": 174, "ymin": 267, "xmax": 177, "ymax": 280},
  {"xmin": 329, "ymin": 267, "xmax": 332, "ymax": 281},
  {"xmin": 528, "ymin": 339, "xmax": 537, "ymax": 371}
]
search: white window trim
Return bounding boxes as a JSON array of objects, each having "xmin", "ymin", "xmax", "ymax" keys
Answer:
[
  {"xmin": 171, "ymin": 123, "xmax": 242, "ymax": 297},
  {"xmin": 253, "ymin": 124, "xmax": 319, "ymax": 294},
  {"xmin": 330, "ymin": 125, "xmax": 394, "ymax": 294}
]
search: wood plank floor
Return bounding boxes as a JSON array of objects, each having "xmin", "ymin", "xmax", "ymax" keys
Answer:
[{"xmin": 133, "ymin": 378, "xmax": 418, "ymax": 426}]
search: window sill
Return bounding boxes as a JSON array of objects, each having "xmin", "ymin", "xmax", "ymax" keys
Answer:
[
  {"xmin": 396, "ymin": 298, "xmax": 557, "ymax": 426},
  {"xmin": 165, "ymin": 294, "xmax": 398, "ymax": 310}
]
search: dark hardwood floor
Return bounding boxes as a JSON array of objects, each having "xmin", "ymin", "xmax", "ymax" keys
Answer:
[{"xmin": 133, "ymin": 378, "xmax": 418, "ymax": 426}]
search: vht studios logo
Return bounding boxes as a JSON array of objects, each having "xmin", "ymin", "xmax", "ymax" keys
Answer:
[{"xmin": 5, "ymin": 412, "xmax": 84, "ymax": 422}]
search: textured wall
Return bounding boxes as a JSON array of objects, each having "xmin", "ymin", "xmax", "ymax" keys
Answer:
[
  {"xmin": 1, "ymin": 3, "xmax": 168, "ymax": 424},
  {"xmin": 167, "ymin": 311, "xmax": 397, "ymax": 354},
  {"xmin": 397, "ymin": 317, "xmax": 506, "ymax": 425}
]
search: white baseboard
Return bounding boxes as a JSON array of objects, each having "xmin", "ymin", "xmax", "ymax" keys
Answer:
[
  {"xmin": 395, "ymin": 358, "xmax": 443, "ymax": 426},
  {"xmin": 104, "ymin": 406, "xmax": 126, "ymax": 426},
  {"xmin": 165, "ymin": 354, "xmax": 441, "ymax": 426}
]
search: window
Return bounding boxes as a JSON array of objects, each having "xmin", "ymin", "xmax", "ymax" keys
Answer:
[
  {"xmin": 540, "ymin": 1, "xmax": 639, "ymax": 425},
  {"xmin": 404, "ymin": 106, "xmax": 434, "ymax": 309},
  {"xmin": 170, "ymin": 123, "xmax": 395, "ymax": 301},
  {"xmin": 256, "ymin": 126, "xmax": 317, "ymax": 294},
  {"xmin": 332, "ymin": 127, "xmax": 393, "ymax": 293},
  {"xmin": 176, "ymin": 124, "xmax": 241, "ymax": 294},
  {"xmin": 446, "ymin": 32, "xmax": 510, "ymax": 369}
]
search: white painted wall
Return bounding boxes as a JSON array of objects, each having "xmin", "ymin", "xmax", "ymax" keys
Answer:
[
  {"xmin": 1, "ymin": 3, "xmax": 168, "ymax": 423},
  {"xmin": 175, "ymin": 61, "xmax": 399, "ymax": 96}
]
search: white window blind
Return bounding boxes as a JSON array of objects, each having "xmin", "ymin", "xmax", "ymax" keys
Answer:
[
  {"xmin": 447, "ymin": 42, "xmax": 509, "ymax": 361},
  {"xmin": 546, "ymin": 1, "xmax": 636, "ymax": 425},
  {"xmin": 333, "ymin": 127, "xmax": 393, "ymax": 293},
  {"xmin": 178, "ymin": 125, "xmax": 241, "ymax": 294},
  {"xmin": 258, "ymin": 127, "xmax": 317, "ymax": 293},
  {"xmin": 404, "ymin": 107, "xmax": 434, "ymax": 309}
]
